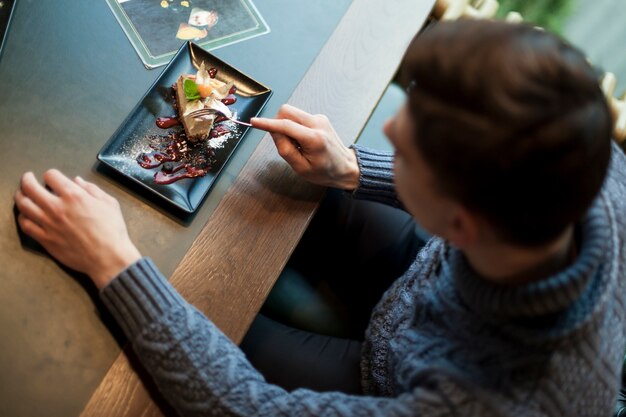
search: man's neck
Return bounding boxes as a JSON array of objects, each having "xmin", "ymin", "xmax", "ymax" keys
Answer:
[{"xmin": 462, "ymin": 226, "xmax": 577, "ymax": 286}]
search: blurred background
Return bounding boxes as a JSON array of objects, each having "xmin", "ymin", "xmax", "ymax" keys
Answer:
[
  {"xmin": 358, "ymin": 0, "xmax": 626, "ymax": 150},
  {"xmin": 498, "ymin": 0, "xmax": 625, "ymax": 93}
]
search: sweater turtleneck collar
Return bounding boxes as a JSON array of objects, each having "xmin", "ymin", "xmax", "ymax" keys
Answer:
[{"xmin": 448, "ymin": 198, "xmax": 612, "ymax": 319}]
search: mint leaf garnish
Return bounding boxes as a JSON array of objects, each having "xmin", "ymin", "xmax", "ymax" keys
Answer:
[{"xmin": 183, "ymin": 79, "xmax": 201, "ymax": 101}]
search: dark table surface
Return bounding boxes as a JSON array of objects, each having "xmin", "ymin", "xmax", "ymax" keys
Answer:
[{"xmin": 0, "ymin": 1, "xmax": 351, "ymax": 416}]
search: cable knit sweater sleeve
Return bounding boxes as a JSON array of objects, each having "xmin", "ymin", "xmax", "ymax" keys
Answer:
[
  {"xmin": 99, "ymin": 258, "xmax": 471, "ymax": 417},
  {"xmin": 351, "ymin": 144, "xmax": 403, "ymax": 208}
]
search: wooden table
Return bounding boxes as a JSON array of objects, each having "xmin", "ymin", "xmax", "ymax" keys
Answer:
[{"xmin": 0, "ymin": 1, "xmax": 435, "ymax": 416}]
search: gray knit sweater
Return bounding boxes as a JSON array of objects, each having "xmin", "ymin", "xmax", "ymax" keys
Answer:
[{"xmin": 101, "ymin": 143, "xmax": 626, "ymax": 417}]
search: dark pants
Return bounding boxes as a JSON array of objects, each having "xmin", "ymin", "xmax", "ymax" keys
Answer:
[{"xmin": 240, "ymin": 189, "xmax": 428, "ymax": 393}]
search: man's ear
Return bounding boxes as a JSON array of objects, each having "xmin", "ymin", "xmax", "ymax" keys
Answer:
[{"xmin": 447, "ymin": 206, "xmax": 480, "ymax": 249}]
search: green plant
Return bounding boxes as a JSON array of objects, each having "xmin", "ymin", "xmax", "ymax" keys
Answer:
[{"xmin": 495, "ymin": 0, "xmax": 575, "ymax": 34}]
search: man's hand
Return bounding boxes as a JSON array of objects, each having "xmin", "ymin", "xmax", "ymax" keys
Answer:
[
  {"xmin": 14, "ymin": 169, "xmax": 141, "ymax": 289},
  {"xmin": 252, "ymin": 104, "xmax": 360, "ymax": 190}
]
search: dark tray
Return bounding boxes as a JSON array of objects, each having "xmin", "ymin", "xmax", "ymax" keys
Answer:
[{"xmin": 97, "ymin": 41, "xmax": 272, "ymax": 213}]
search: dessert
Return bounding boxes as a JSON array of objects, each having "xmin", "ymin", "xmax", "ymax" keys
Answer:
[
  {"xmin": 175, "ymin": 61, "xmax": 235, "ymax": 142},
  {"xmin": 135, "ymin": 63, "xmax": 240, "ymax": 185}
]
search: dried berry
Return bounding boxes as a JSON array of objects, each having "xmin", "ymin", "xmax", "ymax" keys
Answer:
[{"xmin": 162, "ymin": 162, "xmax": 175, "ymax": 173}]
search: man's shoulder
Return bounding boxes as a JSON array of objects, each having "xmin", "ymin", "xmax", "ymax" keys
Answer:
[
  {"xmin": 604, "ymin": 143, "xmax": 626, "ymax": 204},
  {"xmin": 600, "ymin": 143, "xmax": 626, "ymax": 237}
]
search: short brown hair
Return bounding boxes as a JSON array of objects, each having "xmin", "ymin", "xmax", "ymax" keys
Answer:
[{"xmin": 401, "ymin": 19, "xmax": 613, "ymax": 246}]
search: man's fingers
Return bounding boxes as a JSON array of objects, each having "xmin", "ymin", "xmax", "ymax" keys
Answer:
[
  {"xmin": 252, "ymin": 117, "xmax": 317, "ymax": 145},
  {"xmin": 20, "ymin": 172, "xmax": 58, "ymax": 211},
  {"xmin": 251, "ymin": 116, "xmax": 293, "ymax": 134},
  {"xmin": 74, "ymin": 176, "xmax": 107, "ymax": 199},
  {"xmin": 43, "ymin": 169, "xmax": 84, "ymax": 198},
  {"xmin": 276, "ymin": 104, "xmax": 319, "ymax": 127},
  {"xmin": 17, "ymin": 212, "xmax": 47, "ymax": 243},
  {"xmin": 252, "ymin": 104, "xmax": 321, "ymax": 131},
  {"xmin": 273, "ymin": 133, "xmax": 300, "ymax": 158},
  {"xmin": 14, "ymin": 189, "xmax": 48, "ymax": 226}
]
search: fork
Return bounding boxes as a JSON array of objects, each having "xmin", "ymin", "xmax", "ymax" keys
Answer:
[{"xmin": 187, "ymin": 108, "xmax": 253, "ymax": 128}]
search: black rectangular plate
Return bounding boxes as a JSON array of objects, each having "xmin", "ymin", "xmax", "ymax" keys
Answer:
[{"xmin": 97, "ymin": 41, "xmax": 272, "ymax": 213}]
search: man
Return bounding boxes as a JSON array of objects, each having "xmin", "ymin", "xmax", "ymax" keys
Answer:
[{"xmin": 14, "ymin": 19, "xmax": 626, "ymax": 416}]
